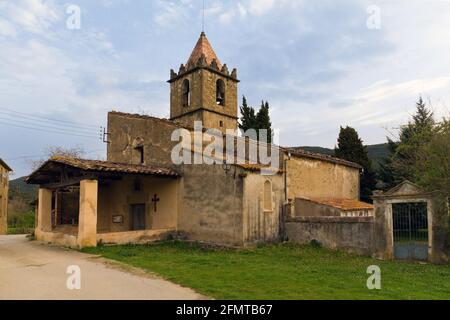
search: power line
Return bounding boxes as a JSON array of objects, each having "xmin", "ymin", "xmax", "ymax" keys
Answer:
[
  {"xmin": 0, "ymin": 116, "xmax": 101, "ymax": 136},
  {"xmin": 0, "ymin": 107, "xmax": 100, "ymax": 129},
  {"xmin": 0, "ymin": 120, "xmax": 101, "ymax": 140},
  {"xmin": 0, "ymin": 111, "xmax": 100, "ymax": 134}
]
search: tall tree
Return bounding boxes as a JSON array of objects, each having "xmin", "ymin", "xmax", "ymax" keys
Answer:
[
  {"xmin": 413, "ymin": 119, "xmax": 450, "ymax": 197},
  {"xmin": 335, "ymin": 126, "xmax": 377, "ymax": 202},
  {"xmin": 377, "ymin": 138, "xmax": 400, "ymax": 190},
  {"xmin": 256, "ymin": 100, "xmax": 272, "ymax": 143},
  {"xmin": 239, "ymin": 96, "xmax": 257, "ymax": 132},
  {"xmin": 379, "ymin": 97, "xmax": 436, "ymax": 188}
]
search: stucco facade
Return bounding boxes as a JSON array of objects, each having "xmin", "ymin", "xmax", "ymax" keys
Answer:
[
  {"xmin": 286, "ymin": 153, "xmax": 360, "ymax": 202},
  {"xmin": 0, "ymin": 159, "xmax": 12, "ymax": 235}
]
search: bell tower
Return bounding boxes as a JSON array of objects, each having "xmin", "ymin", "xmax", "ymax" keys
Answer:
[{"xmin": 168, "ymin": 32, "xmax": 239, "ymax": 133}]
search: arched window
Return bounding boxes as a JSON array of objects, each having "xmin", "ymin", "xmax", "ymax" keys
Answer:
[
  {"xmin": 264, "ymin": 180, "xmax": 273, "ymax": 211},
  {"xmin": 216, "ymin": 79, "xmax": 225, "ymax": 106},
  {"xmin": 182, "ymin": 79, "xmax": 190, "ymax": 107}
]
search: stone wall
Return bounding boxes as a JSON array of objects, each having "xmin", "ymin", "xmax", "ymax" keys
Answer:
[
  {"xmin": 286, "ymin": 216, "xmax": 375, "ymax": 256},
  {"xmin": 0, "ymin": 165, "xmax": 9, "ymax": 235},
  {"xmin": 107, "ymin": 112, "xmax": 180, "ymax": 168},
  {"xmin": 286, "ymin": 155, "xmax": 360, "ymax": 201},
  {"xmin": 169, "ymin": 68, "xmax": 238, "ymax": 133}
]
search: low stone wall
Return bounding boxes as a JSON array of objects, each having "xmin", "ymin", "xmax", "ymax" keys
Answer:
[
  {"xmin": 36, "ymin": 228, "xmax": 174, "ymax": 248},
  {"xmin": 286, "ymin": 216, "xmax": 375, "ymax": 256},
  {"xmin": 35, "ymin": 228, "xmax": 78, "ymax": 248},
  {"xmin": 97, "ymin": 229, "xmax": 174, "ymax": 245}
]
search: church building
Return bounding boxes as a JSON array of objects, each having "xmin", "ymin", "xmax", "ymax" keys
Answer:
[{"xmin": 27, "ymin": 33, "xmax": 367, "ymax": 248}]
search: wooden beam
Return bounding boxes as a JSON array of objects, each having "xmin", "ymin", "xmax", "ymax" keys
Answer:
[{"xmin": 42, "ymin": 175, "xmax": 96, "ymax": 190}]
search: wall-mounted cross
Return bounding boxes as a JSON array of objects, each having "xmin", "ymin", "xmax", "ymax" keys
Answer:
[{"xmin": 152, "ymin": 194, "xmax": 160, "ymax": 212}]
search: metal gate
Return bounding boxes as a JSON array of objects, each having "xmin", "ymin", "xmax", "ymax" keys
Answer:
[{"xmin": 392, "ymin": 202, "xmax": 429, "ymax": 261}]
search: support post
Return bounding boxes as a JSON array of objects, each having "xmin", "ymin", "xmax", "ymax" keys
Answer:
[
  {"xmin": 77, "ymin": 179, "xmax": 98, "ymax": 248},
  {"xmin": 37, "ymin": 188, "xmax": 52, "ymax": 233}
]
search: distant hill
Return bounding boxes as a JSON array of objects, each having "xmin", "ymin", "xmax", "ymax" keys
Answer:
[
  {"xmin": 9, "ymin": 177, "xmax": 38, "ymax": 203},
  {"xmin": 298, "ymin": 143, "xmax": 390, "ymax": 170}
]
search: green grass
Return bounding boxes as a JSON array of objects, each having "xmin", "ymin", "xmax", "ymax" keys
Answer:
[
  {"xmin": 7, "ymin": 227, "xmax": 34, "ymax": 235},
  {"xmin": 82, "ymin": 242, "xmax": 450, "ymax": 300},
  {"xmin": 7, "ymin": 210, "xmax": 35, "ymax": 235}
]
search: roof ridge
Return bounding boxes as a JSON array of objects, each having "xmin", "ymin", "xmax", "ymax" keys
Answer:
[{"xmin": 285, "ymin": 147, "xmax": 362, "ymax": 169}]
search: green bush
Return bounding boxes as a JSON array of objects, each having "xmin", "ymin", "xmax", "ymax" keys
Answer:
[{"xmin": 7, "ymin": 211, "xmax": 35, "ymax": 229}]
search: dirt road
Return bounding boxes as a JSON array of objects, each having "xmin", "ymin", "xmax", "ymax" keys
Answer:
[{"xmin": 0, "ymin": 235, "xmax": 204, "ymax": 300}]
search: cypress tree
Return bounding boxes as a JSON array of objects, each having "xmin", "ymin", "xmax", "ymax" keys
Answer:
[
  {"xmin": 239, "ymin": 96, "xmax": 257, "ymax": 132},
  {"xmin": 335, "ymin": 126, "xmax": 377, "ymax": 202},
  {"xmin": 256, "ymin": 100, "xmax": 272, "ymax": 143}
]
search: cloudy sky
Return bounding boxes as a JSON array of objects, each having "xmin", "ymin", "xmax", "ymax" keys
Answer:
[{"xmin": 1, "ymin": 0, "xmax": 450, "ymax": 177}]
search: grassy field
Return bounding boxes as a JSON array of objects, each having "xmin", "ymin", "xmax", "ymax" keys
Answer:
[{"xmin": 82, "ymin": 242, "xmax": 450, "ymax": 300}]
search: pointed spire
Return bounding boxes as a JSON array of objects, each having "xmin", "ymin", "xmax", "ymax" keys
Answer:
[{"xmin": 187, "ymin": 32, "xmax": 222, "ymax": 70}]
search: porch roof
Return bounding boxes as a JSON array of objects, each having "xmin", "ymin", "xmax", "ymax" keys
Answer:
[{"xmin": 26, "ymin": 156, "xmax": 180, "ymax": 185}]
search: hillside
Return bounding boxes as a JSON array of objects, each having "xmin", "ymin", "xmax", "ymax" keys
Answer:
[
  {"xmin": 298, "ymin": 143, "xmax": 390, "ymax": 170},
  {"xmin": 9, "ymin": 177, "xmax": 38, "ymax": 203}
]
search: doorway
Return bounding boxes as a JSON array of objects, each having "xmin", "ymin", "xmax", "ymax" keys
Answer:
[
  {"xmin": 392, "ymin": 202, "xmax": 429, "ymax": 261},
  {"xmin": 131, "ymin": 204, "xmax": 146, "ymax": 231}
]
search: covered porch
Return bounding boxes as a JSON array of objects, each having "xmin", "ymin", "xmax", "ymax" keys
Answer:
[{"xmin": 26, "ymin": 157, "xmax": 180, "ymax": 248}]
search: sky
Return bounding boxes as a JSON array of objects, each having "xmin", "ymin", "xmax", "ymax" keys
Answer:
[{"xmin": 1, "ymin": 0, "xmax": 450, "ymax": 177}]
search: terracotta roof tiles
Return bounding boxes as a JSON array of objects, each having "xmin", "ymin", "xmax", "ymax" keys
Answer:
[{"xmin": 187, "ymin": 32, "xmax": 222, "ymax": 69}]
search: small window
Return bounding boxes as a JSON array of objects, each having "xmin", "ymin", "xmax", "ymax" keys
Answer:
[
  {"xmin": 219, "ymin": 121, "xmax": 224, "ymax": 127},
  {"xmin": 264, "ymin": 180, "xmax": 273, "ymax": 211},
  {"xmin": 135, "ymin": 146, "xmax": 144, "ymax": 165},
  {"xmin": 182, "ymin": 79, "xmax": 190, "ymax": 107},
  {"xmin": 133, "ymin": 179, "xmax": 142, "ymax": 192},
  {"xmin": 216, "ymin": 79, "xmax": 225, "ymax": 106}
]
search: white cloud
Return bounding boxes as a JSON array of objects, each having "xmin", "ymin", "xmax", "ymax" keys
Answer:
[
  {"xmin": 153, "ymin": 0, "xmax": 194, "ymax": 29},
  {"xmin": 0, "ymin": 18, "xmax": 17, "ymax": 37},
  {"xmin": 0, "ymin": 0, "xmax": 61, "ymax": 37},
  {"xmin": 247, "ymin": 0, "xmax": 275, "ymax": 16},
  {"xmin": 237, "ymin": 3, "xmax": 247, "ymax": 17}
]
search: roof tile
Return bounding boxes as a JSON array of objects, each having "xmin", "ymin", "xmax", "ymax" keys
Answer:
[{"xmin": 187, "ymin": 32, "xmax": 222, "ymax": 69}]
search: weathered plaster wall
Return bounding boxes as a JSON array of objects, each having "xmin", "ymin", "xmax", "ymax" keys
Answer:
[
  {"xmin": 372, "ymin": 198, "xmax": 393, "ymax": 260},
  {"xmin": 0, "ymin": 165, "xmax": 9, "ymax": 235},
  {"xmin": 107, "ymin": 112, "xmax": 180, "ymax": 168},
  {"xmin": 295, "ymin": 198, "xmax": 342, "ymax": 217},
  {"xmin": 78, "ymin": 180, "xmax": 98, "ymax": 248},
  {"xmin": 242, "ymin": 172, "xmax": 284, "ymax": 244},
  {"xmin": 286, "ymin": 155, "xmax": 360, "ymax": 201},
  {"xmin": 286, "ymin": 216, "xmax": 375, "ymax": 256},
  {"xmin": 35, "ymin": 229, "xmax": 78, "ymax": 248},
  {"xmin": 429, "ymin": 197, "xmax": 449, "ymax": 264},
  {"xmin": 97, "ymin": 175, "xmax": 178, "ymax": 233},
  {"xmin": 97, "ymin": 229, "xmax": 174, "ymax": 245},
  {"xmin": 178, "ymin": 164, "xmax": 244, "ymax": 245},
  {"xmin": 37, "ymin": 188, "xmax": 52, "ymax": 233}
]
